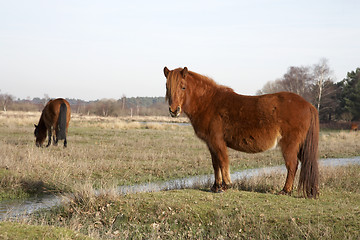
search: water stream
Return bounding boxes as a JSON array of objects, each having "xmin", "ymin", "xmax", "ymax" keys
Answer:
[{"xmin": 1, "ymin": 157, "xmax": 359, "ymax": 220}]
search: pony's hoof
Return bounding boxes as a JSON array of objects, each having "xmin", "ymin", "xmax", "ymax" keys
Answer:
[
  {"xmin": 211, "ymin": 183, "xmax": 230, "ymax": 193},
  {"xmin": 212, "ymin": 188, "xmax": 224, "ymax": 193},
  {"xmin": 277, "ymin": 190, "xmax": 291, "ymax": 196},
  {"xmin": 211, "ymin": 184, "xmax": 223, "ymax": 193},
  {"xmin": 221, "ymin": 183, "xmax": 231, "ymax": 191}
]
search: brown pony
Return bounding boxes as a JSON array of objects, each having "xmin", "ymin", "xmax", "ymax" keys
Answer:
[
  {"xmin": 350, "ymin": 122, "xmax": 358, "ymax": 131},
  {"xmin": 164, "ymin": 67, "xmax": 319, "ymax": 198},
  {"xmin": 34, "ymin": 98, "xmax": 71, "ymax": 147}
]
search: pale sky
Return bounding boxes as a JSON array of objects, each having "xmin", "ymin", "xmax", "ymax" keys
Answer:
[{"xmin": 1, "ymin": 0, "xmax": 359, "ymax": 101}]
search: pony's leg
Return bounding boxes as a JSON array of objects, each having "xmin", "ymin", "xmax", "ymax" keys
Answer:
[
  {"xmin": 218, "ymin": 148, "xmax": 232, "ymax": 191},
  {"xmin": 64, "ymin": 138, "xmax": 67, "ymax": 148},
  {"xmin": 209, "ymin": 149, "xmax": 222, "ymax": 192},
  {"xmin": 46, "ymin": 128, "xmax": 52, "ymax": 147},
  {"xmin": 53, "ymin": 127, "xmax": 59, "ymax": 146},
  {"xmin": 53, "ymin": 135, "xmax": 58, "ymax": 146},
  {"xmin": 208, "ymin": 143, "xmax": 231, "ymax": 192},
  {"xmin": 279, "ymin": 142, "xmax": 299, "ymax": 194}
]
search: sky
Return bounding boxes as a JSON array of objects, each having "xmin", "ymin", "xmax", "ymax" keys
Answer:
[{"xmin": 1, "ymin": 0, "xmax": 359, "ymax": 101}]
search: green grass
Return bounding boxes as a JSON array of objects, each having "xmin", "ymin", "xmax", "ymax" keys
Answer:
[
  {"xmin": 0, "ymin": 222, "xmax": 91, "ymax": 240},
  {"xmin": 0, "ymin": 168, "xmax": 31, "ymax": 200}
]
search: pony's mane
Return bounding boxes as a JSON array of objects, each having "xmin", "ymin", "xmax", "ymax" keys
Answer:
[
  {"xmin": 188, "ymin": 70, "xmax": 234, "ymax": 93},
  {"xmin": 166, "ymin": 68, "xmax": 234, "ymax": 103}
]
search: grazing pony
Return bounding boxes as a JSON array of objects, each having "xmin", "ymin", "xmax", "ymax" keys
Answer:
[
  {"xmin": 34, "ymin": 98, "xmax": 71, "ymax": 147},
  {"xmin": 164, "ymin": 67, "xmax": 319, "ymax": 198},
  {"xmin": 350, "ymin": 123, "xmax": 358, "ymax": 131}
]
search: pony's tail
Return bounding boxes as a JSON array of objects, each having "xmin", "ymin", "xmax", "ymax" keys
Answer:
[
  {"xmin": 298, "ymin": 106, "xmax": 319, "ymax": 198},
  {"xmin": 57, "ymin": 103, "xmax": 67, "ymax": 140}
]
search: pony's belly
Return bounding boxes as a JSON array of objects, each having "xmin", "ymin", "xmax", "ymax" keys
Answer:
[
  {"xmin": 226, "ymin": 133, "xmax": 281, "ymax": 153},
  {"xmin": 227, "ymin": 141, "xmax": 265, "ymax": 153}
]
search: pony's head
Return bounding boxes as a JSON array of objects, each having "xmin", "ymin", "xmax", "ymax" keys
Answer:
[
  {"xmin": 34, "ymin": 124, "xmax": 46, "ymax": 147},
  {"xmin": 164, "ymin": 67, "xmax": 189, "ymax": 117}
]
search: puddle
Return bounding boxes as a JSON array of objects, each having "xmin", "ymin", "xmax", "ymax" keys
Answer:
[
  {"xmin": 1, "ymin": 156, "xmax": 360, "ymax": 220},
  {"xmin": 0, "ymin": 195, "xmax": 62, "ymax": 220}
]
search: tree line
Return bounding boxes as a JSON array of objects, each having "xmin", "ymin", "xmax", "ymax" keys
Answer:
[
  {"xmin": 1, "ymin": 59, "xmax": 359, "ymax": 123},
  {"xmin": 257, "ymin": 59, "xmax": 360, "ymax": 123},
  {"xmin": 0, "ymin": 94, "xmax": 169, "ymax": 116}
]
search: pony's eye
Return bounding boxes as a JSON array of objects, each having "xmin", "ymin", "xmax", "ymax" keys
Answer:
[{"xmin": 182, "ymin": 87, "xmax": 186, "ymax": 90}]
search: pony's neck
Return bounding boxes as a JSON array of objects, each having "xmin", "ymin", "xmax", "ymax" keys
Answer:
[
  {"xmin": 37, "ymin": 112, "xmax": 47, "ymax": 130},
  {"xmin": 183, "ymin": 73, "xmax": 217, "ymax": 119}
]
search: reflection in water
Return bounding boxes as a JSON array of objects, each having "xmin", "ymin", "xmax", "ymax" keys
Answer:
[{"xmin": 1, "ymin": 157, "xmax": 359, "ymax": 220}]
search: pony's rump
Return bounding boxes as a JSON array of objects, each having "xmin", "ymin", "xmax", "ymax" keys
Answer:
[{"xmin": 57, "ymin": 103, "xmax": 67, "ymax": 140}]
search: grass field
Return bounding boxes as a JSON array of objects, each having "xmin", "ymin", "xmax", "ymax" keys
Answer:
[{"xmin": 0, "ymin": 111, "xmax": 360, "ymax": 239}]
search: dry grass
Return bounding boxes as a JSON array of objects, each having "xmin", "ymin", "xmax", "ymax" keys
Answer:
[
  {"xmin": 0, "ymin": 111, "xmax": 188, "ymax": 130},
  {"xmin": 70, "ymin": 113, "xmax": 188, "ymax": 130},
  {"xmin": 115, "ymin": 115, "xmax": 189, "ymax": 123},
  {"xmin": 0, "ymin": 111, "xmax": 205, "ymax": 197},
  {"xmin": 0, "ymin": 111, "xmax": 359, "ymax": 198},
  {"xmin": 319, "ymin": 131, "xmax": 360, "ymax": 157},
  {"xmin": 0, "ymin": 111, "xmax": 39, "ymax": 127}
]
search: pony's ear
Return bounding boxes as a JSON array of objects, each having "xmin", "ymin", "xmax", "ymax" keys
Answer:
[
  {"xmin": 181, "ymin": 67, "xmax": 188, "ymax": 78},
  {"xmin": 164, "ymin": 67, "xmax": 170, "ymax": 77}
]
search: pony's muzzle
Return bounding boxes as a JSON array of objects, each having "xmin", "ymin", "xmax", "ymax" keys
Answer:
[{"xmin": 169, "ymin": 106, "xmax": 181, "ymax": 117}]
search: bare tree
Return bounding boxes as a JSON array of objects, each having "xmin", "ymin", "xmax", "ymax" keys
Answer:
[
  {"xmin": 281, "ymin": 66, "xmax": 313, "ymax": 101},
  {"xmin": 0, "ymin": 90, "xmax": 14, "ymax": 112},
  {"xmin": 121, "ymin": 94, "xmax": 126, "ymax": 110},
  {"xmin": 256, "ymin": 79, "xmax": 284, "ymax": 95},
  {"xmin": 257, "ymin": 66, "xmax": 313, "ymax": 102},
  {"xmin": 312, "ymin": 58, "xmax": 333, "ymax": 111},
  {"xmin": 43, "ymin": 94, "xmax": 50, "ymax": 106}
]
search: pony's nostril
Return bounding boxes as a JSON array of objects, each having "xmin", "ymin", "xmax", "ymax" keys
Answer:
[
  {"xmin": 169, "ymin": 106, "xmax": 179, "ymax": 113},
  {"xmin": 169, "ymin": 106, "xmax": 181, "ymax": 118}
]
